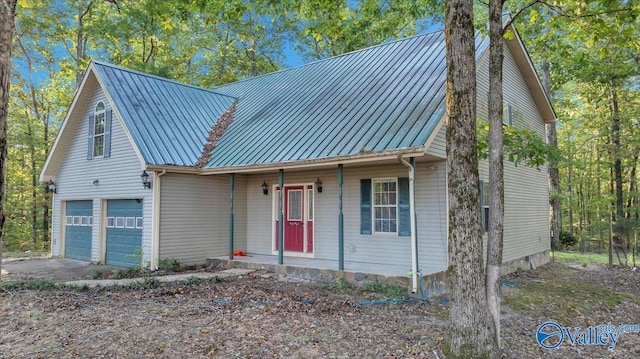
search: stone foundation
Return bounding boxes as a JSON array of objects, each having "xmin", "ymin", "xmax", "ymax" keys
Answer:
[{"xmin": 207, "ymin": 249, "xmax": 549, "ymax": 298}]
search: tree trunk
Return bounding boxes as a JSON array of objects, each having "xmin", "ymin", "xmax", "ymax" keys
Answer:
[
  {"xmin": 541, "ymin": 60, "xmax": 561, "ymax": 249},
  {"xmin": 485, "ymin": 0, "xmax": 504, "ymax": 349},
  {"xmin": 444, "ymin": 0, "xmax": 499, "ymax": 357},
  {"xmin": 43, "ymin": 120, "xmax": 50, "ymax": 244},
  {"xmin": 611, "ymin": 89, "xmax": 623, "ymax": 220},
  {"xmin": 0, "ymin": 0, "xmax": 18, "ymax": 278},
  {"xmin": 610, "ymin": 88, "xmax": 625, "ymax": 248},
  {"xmin": 27, "ymin": 121, "xmax": 37, "ymax": 245}
]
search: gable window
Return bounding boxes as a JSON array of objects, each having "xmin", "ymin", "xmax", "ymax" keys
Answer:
[
  {"xmin": 503, "ymin": 103, "xmax": 513, "ymax": 126},
  {"xmin": 360, "ymin": 177, "xmax": 411, "ymax": 236},
  {"xmin": 93, "ymin": 102, "xmax": 105, "ymax": 157},
  {"xmin": 486, "ymin": 92, "xmax": 514, "ymax": 126},
  {"xmin": 87, "ymin": 102, "xmax": 112, "ymax": 160}
]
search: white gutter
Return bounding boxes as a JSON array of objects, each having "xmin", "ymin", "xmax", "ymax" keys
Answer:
[
  {"xmin": 145, "ymin": 147, "xmax": 426, "ymax": 175},
  {"xmin": 398, "ymin": 155, "xmax": 419, "ymax": 293}
]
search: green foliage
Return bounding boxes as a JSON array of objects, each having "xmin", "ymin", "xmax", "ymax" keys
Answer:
[
  {"xmin": 0, "ymin": 278, "xmax": 57, "ymax": 291},
  {"xmin": 363, "ymin": 281, "xmax": 407, "ymax": 298},
  {"xmin": 477, "ymin": 119, "xmax": 561, "ymax": 169},
  {"xmin": 88, "ymin": 269, "xmax": 104, "ymax": 280},
  {"xmin": 364, "ymin": 281, "xmax": 383, "ymax": 292},
  {"xmin": 327, "ymin": 278, "xmax": 351, "ymax": 290},
  {"xmin": 559, "ymin": 231, "xmax": 578, "ymax": 248},
  {"xmin": 158, "ymin": 258, "xmax": 182, "ymax": 271},
  {"xmin": 125, "ymin": 277, "xmax": 160, "ymax": 290},
  {"xmin": 114, "ymin": 267, "xmax": 140, "ymax": 279},
  {"xmin": 553, "ymin": 251, "xmax": 610, "ymax": 266},
  {"xmin": 184, "ymin": 276, "xmax": 204, "ymax": 286}
]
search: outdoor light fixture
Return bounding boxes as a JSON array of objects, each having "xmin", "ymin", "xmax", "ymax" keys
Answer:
[
  {"xmin": 93, "ymin": 179, "xmax": 99, "ymax": 185},
  {"xmin": 141, "ymin": 170, "xmax": 152, "ymax": 189},
  {"xmin": 262, "ymin": 181, "xmax": 269, "ymax": 195},
  {"xmin": 315, "ymin": 178, "xmax": 323, "ymax": 193},
  {"xmin": 46, "ymin": 179, "xmax": 57, "ymax": 194}
]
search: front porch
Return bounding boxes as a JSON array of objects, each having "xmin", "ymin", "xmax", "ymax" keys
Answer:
[{"xmin": 207, "ymin": 254, "xmax": 448, "ymax": 297}]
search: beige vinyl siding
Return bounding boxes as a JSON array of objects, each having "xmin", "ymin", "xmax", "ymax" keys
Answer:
[
  {"xmin": 52, "ymin": 82, "xmax": 153, "ymax": 264},
  {"xmin": 425, "ymin": 124, "xmax": 446, "ymax": 158},
  {"xmin": 244, "ymin": 161, "xmax": 448, "ymax": 274},
  {"xmin": 476, "ymin": 41, "xmax": 550, "ymax": 263},
  {"xmin": 158, "ymin": 173, "xmax": 247, "ymax": 265}
]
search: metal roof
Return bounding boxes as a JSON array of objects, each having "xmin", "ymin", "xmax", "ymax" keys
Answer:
[
  {"xmin": 92, "ymin": 61, "xmax": 236, "ymax": 166},
  {"xmin": 206, "ymin": 30, "xmax": 489, "ymax": 168}
]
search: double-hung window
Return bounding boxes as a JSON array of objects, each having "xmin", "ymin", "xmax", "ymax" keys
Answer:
[
  {"xmin": 360, "ymin": 177, "xmax": 410, "ymax": 236},
  {"xmin": 93, "ymin": 102, "xmax": 105, "ymax": 157},
  {"xmin": 373, "ymin": 179, "xmax": 397, "ymax": 233}
]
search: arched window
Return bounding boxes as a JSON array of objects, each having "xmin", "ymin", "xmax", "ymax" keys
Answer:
[{"xmin": 93, "ymin": 102, "xmax": 105, "ymax": 157}]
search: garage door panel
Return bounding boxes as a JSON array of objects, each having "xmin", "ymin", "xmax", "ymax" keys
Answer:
[
  {"xmin": 65, "ymin": 201, "xmax": 92, "ymax": 261},
  {"xmin": 106, "ymin": 199, "xmax": 142, "ymax": 267}
]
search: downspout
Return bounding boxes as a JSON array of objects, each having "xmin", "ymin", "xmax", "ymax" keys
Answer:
[
  {"xmin": 152, "ymin": 169, "xmax": 167, "ymax": 270},
  {"xmin": 399, "ymin": 156, "xmax": 419, "ymax": 293},
  {"xmin": 338, "ymin": 164, "xmax": 344, "ymax": 270},
  {"xmin": 229, "ymin": 173, "xmax": 235, "ymax": 260}
]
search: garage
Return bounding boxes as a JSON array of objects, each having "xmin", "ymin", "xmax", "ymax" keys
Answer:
[
  {"xmin": 105, "ymin": 199, "xmax": 143, "ymax": 267},
  {"xmin": 65, "ymin": 200, "xmax": 93, "ymax": 261}
]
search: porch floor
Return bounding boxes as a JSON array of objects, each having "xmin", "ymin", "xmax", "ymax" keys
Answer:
[
  {"xmin": 211, "ymin": 253, "xmax": 444, "ymax": 277},
  {"xmin": 207, "ymin": 254, "xmax": 448, "ymax": 296}
]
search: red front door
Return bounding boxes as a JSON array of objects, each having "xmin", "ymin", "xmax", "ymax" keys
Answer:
[
  {"xmin": 284, "ymin": 186, "xmax": 304, "ymax": 251},
  {"xmin": 274, "ymin": 185, "xmax": 313, "ymax": 253}
]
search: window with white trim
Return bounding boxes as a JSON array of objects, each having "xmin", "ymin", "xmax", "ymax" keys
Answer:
[
  {"xmin": 93, "ymin": 102, "xmax": 105, "ymax": 157},
  {"xmin": 373, "ymin": 179, "xmax": 397, "ymax": 233}
]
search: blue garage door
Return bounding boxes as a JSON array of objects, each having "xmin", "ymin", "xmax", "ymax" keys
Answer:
[
  {"xmin": 106, "ymin": 199, "xmax": 143, "ymax": 267},
  {"xmin": 65, "ymin": 201, "xmax": 93, "ymax": 261}
]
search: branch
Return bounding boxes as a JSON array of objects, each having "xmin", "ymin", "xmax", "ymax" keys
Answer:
[{"xmin": 14, "ymin": 34, "xmax": 43, "ymax": 123}]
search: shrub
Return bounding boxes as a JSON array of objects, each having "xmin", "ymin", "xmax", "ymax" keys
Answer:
[{"xmin": 559, "ymin": 231, "xmax": 578, "ymax": 248}]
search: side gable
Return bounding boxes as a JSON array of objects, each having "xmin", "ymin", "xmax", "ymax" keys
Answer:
[{"xmin": 505, "ymin": 23, "xmax": 556, "ymax": 123}]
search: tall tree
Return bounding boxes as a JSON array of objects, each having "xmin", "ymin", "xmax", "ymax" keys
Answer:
[
  {"xmin": 444, "ymin": 0, "xmax": 499, "ymax": 357},
  {"xmin": 0, "ymin": 0, "xmax": 18, "ymax": 277},
  {"xmin": 485, "ymin": 0, "xmax": 504, "ymax": 347}
]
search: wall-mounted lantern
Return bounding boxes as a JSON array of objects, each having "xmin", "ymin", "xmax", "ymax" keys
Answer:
[
  {"xmin": 262, "ymin": 181, "xmax": 269, "ymax": 195},
  {"xmin": 141, "ymin": 170, "xmax": 152, "ymax": 189},
  {"xmin": 46, "ymin": 179, "xmax": 57, "ymax": 194},
  {"xmin": 315, "ymin": 178, "xmax": 323, "ymax": 193}
]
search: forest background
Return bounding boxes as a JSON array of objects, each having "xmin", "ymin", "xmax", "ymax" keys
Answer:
[{"xmin": 4, "ymin": 0, "xmax": 639, "ymax": 255}]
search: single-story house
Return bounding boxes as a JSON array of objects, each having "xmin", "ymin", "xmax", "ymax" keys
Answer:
[{"xmin": 40, "ymin": 24, "xmax": 554, "ymax": 292}]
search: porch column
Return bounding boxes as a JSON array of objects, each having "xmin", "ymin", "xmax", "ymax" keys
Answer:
[
  {"xmin": 278, "ymin": 169, "xmax": 284, "ymax": 265},
  {"xmin": 338, "ymin": 164, "xmax": 344, "ymax": 270},
  {"xmin": 228, "ymin": 173, "xmax": 235, "ymax": 260}
]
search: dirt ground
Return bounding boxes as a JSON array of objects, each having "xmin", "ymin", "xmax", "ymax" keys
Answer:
[
  {"xmin": 1, "ymin": 257, "xmax": 120, "ymax": 282},
  {"xmin": 1, "ymin": 259, "xmax": 639, "ymax": 358}
]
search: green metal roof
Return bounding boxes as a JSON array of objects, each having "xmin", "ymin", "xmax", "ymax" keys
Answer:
[
  {"xmin": 92, "ymin": 61, "xmax": 236, "ymax": 166},
  {"xmin": 91, "ymin": 30, "xmax": 489, "ymax": 169},
  {"xmin": 207, "ymin": 30, "xmax": 488, "ymax": 168}
]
